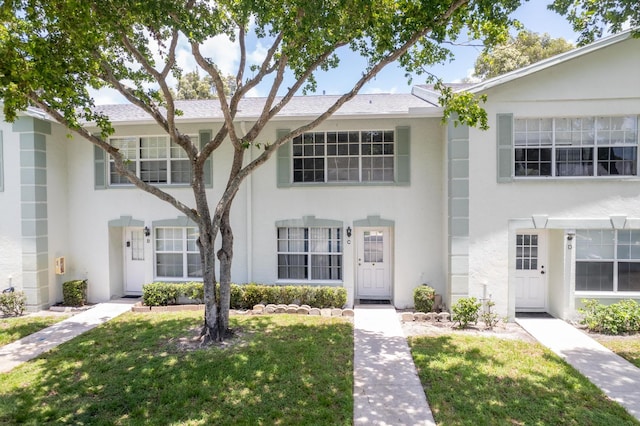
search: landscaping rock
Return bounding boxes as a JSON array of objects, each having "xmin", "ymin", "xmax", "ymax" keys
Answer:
[
  {"xmin": 320, "ymin": 308, "xmax": 332, "ymax": 317},
  {"xmin": 342, "ymin": 309, "xmax": 354, "ymax": 317},
  {"xmin": 401, "ymin": 312, "xmax": 414, "ymax": 322},
  {"xmin": 309, "ymin": 308, "xmax": 321, "ymax": 316},
  {"xmin": 438, "ymin": 312, "xmax": 451, "ymax": 321},
  {"xmin": 426, "ymin": 312, "xmax": 438, "ymax": 321},
  {"xmin": 264, "ymin": 306, "xmax": 276, "ymax": 313},
  {"xmin": 331, "ymin": 308, "xmax": 342, "ymax": 317},
  {"xmin": 414, "ymin": 312, "xmax": 427, "ymax": 322},
  {"xmin": 296, "ymin": 307, "xmax": 310, "ymax": 315},
  {"xmin": 253, "ymin": 304, "xmax": 265, "ymax": 313},
  {"xmin": 286, "ymin": 307, "xmax": 298, "ymax": 314}
]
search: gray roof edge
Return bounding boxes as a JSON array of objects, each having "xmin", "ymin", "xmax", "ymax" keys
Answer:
[{"xmin": 464, "ymin": 28, "xmax": 635, "ymax": 94}]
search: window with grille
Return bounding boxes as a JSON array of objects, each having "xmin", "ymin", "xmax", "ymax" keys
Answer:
[
  {"xmin": 292, "ymin": 130, "xmax": 394, "ymax": 183},
  {"xmin": 514, "ymin": 116, "xmax": 638, "ymax": 178},
  {"xmin": 277, "ymin": 227, "xmax": 342, "ymax": 281},
  {"xmin": 109, "ymin": 136, "xmax": 196, "ymax": 185},
  {"xmin": 155, "ymin": 227, "xmax": 202, "ymax": 279}
]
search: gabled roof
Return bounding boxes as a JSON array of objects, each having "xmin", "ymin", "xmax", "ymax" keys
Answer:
[
  {"xmin": 95, "ymin": 92, "xmax": 435, "ymax": 124},
  {"xmin": 462, "ymin": 28, "xmax": 635, "ymax": 94}
]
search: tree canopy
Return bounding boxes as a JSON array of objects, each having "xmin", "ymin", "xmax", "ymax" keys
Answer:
[
  {"xmin": 472, "ymin": 30, "xmax": 574, "ymax": 80},
  {"xmin": 549, "ymin": 0, "xmax": 640, "ymax": 45},
  {"xmin": 0, "ymin": 0, "xmax": 522, "ymax": 341}
]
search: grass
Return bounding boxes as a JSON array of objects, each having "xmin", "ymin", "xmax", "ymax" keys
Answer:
[
  {"xmin": 0, "ymin": 315, "xmax": 69, "ymax": 346},
  {"xmin": 0, "ymin": 311, "xmax": 353, "ymax": 425},
  {"xmin": 595, "ymin": 335, "xmax": 640, "ymax": 368},
  {"xmin": 409, "ymin": 334, "xmax": 639, "ymax": 425}
]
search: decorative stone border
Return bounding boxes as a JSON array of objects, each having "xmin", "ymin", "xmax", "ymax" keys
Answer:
[
  {"xmin": 131, "ymin": 302, "xmax": 354, "ymax": 317},
  {"xmin": 401, "ymin": 311, "xmax": 451, "ymax": 322}
]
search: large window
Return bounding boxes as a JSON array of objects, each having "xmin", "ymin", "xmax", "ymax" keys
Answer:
[
  {"xmin": 277, "ymin": 227, "xmax": 342, "ymax": 281},
  {"xmin": 292, "ymin": 130, "xmax": 394, "ymax": 183},
  {"xmin": 515, "ymin": 116, "xmax": 638, "ymax": 178},
  {"xmin": 109, "ymin": 135, "xmax": 196, "ymax": 185},
  {"xmin": 576, "ymin": 229, "xmax": 640, "ymax": 292},
  {"xmin": 155, "ymin": 227, "xmax": 202, "ymax": 279}
]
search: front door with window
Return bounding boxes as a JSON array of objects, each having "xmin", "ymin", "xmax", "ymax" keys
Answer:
[
  {"xmin": 124, "ymin": 227, "xmax": 145, "ymax": 294},
  {"xmin": 515, "ymin": 232, "xmax": 547, "ymax": 311},
  {"xmin": 356, "ymin": 227, "xmax": 392, "ymax": 299}
]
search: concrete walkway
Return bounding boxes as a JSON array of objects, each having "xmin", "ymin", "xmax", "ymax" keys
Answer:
[
  {"xmin": 516, "ymin": 317, "xmax": 640, "ymax": 421},
  {"xmin": 353, "ymin": 305, "xmax": 436, "ymax": 425},
  {"xmin": 0, "ymin": 299, "xmax": 137, "ymax": 373}
]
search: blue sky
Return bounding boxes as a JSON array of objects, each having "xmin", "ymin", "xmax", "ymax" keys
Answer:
[{"xmin": 93, "ymin": 2, "xmax": 584, "ymax": 104}]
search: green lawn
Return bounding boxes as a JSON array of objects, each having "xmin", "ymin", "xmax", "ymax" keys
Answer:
[
  {"xmin": 0, "ymin": 315, "xmax": 69, "ymax": 346},
  {"xmin": 595, "ymin": 335, "xmax": 640, "ymax": 368},
  {"xmin": 409, "ymin": 334, "xmax": 639, "ymax": 425},
  {"xmin": 0, "ymin": 311, "xmax": 353, "ymax": 425}
]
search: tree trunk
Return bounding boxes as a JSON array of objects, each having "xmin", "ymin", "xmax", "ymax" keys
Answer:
[
  {"xmin": 199, "ymin": 228, "xmax": 221, "ymax": 343},
  {"xmin": 217, "ymin": 204, "xmax": 233, "ymax": 335}
]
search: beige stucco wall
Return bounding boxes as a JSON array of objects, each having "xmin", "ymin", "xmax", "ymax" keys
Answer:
[{"xmin": 61, "ymin": 115, "xmax": 445, "ymax": 308}]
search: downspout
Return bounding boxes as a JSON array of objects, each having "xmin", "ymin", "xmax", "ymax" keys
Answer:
[{"xmin": 241, "ymin": 121, "xmax": 253, "ymax": 282}]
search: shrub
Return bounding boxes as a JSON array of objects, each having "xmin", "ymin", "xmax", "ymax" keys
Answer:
[
  {"xmin": 141, "ymin": 282, "xmax": 347, "ymax": 309},
  {"xmin": 62, "ymin": 280, "xmax": 87, "ymax": 307},
  {"xmin": 579, "ymin": 299, "xmax": 640, "ymax": 335},
  {"xmin": 481, "ymin": 299, "xmax": 500, "ymax": 330},
  {"xmin": 142, "ymin": 282, "xmax": 181, "ymax": 306},
  {"xmin": 413, "ymin": 285, "xmax": 436, "ymax": 313},
  {"xmin": 181, "ymin": 282, "xmax": 204, "ymax": 303},
  {"xmin": 0, "ymin": 291, "xmax": 26, "ymax": 316},
  {"xmin": 452, "ymin": 297, "xmax": 481, "ymax": 328}
]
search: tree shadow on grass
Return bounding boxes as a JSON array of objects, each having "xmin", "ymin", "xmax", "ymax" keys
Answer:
[
  {"xmin": 0, "ymin": 312, "xmax": 353, "ymax": 425},
  {"xmin": 409, "ymin": 334, "xmax": 639, "ymax": 426}
]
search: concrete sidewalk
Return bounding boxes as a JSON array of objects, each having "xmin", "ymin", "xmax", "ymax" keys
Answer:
[
  {"xmin": 353, "ymin": 305, "xmax": 436, "ymax": 425},
  {"xmin": 516, "ymin": 317, "xmax": 640, "ymax": 421},
  {"xmin": 0, "ymin": 299, "xmax": 137, "ymax": 373}
]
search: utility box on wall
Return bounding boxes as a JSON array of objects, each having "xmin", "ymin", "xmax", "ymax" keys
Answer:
[{"xmin": 55, "ymin": 257, "xmax": 65, "ymax": 275}]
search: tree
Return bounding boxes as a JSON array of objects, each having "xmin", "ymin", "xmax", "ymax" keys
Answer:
[
  {"xmin": 0, "ymin": 0, "xmax": 522, "ymax": 343},
  {"xmin": 472, "ymin": 30, "xmax": 574, "ymax": 80},
  {"xmin": 175, "ymin": 69, "xmax": 236, "ymax": 100},
  {"xmin": 549, "ymin": 0, "xmax": 640, "ymax": 45}
]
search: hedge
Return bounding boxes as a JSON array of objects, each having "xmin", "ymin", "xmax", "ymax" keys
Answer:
[{"xmin": 142, "ymin": 282, "xmax": 346, "ymax": 309}]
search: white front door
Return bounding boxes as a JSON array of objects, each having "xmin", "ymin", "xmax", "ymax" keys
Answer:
[
  {"xmin": 515, "ymin": 232, "xmax": 547, "ymax": 311},
  {"xmin": 356, "ymin": 227, "xmax": 392, "ymax": 299},
  {"xmin": 124, "ymin": 227, "xmax": 145, "ymax": 294}
]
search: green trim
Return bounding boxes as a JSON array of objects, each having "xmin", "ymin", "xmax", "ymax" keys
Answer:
[
  {"xmin": 276, "ymin": 215, "xmax": 343, "ymax": 228},
  {"xmin": 199, "ymin": 130, "xmax": 213, "ymax": 188},
  {"xmin": 497, "ymin": 113, "xmax": 514, "ymax": 183},
  {"xmin": 353, "ymin": 215, "xmax": 395, "ymax": 227},
  {"xmin": 108, "ymin": 215, "xmax": 145, "ymax": 227},
  {"xmin": 94, "ymin": 145, "xmax": 107, "ymax": 189},
  {"xmin": 153, "ymin": 216, "xmax": 198, "ymax": 227},
  {"xmin": 12, "ymin": 116, "xmax": 52, "ymax": 135},
  {"xmin": 395, "ymin": 126, "xmax": 410, "ymax": 185},
  {"xmin": 276, "ymin": 128, "xmax": 291, "ymax": 188}
]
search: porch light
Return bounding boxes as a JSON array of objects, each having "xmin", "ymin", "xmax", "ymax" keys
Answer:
[
  {"xmin": 346, "ymin": 226, "xmax": 352, "ymax": 237},
  {"xmin": 144, "ymin": 226, "xmax": 151, "ymax": 237}
]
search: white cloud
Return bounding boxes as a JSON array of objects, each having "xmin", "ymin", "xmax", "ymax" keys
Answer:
[
  {"xmin": 199, "ymin": 33, "xmax": 240, "ymax": 75},
  {"xmin": 247, "ymin": 41, "xmax": 269, "ymax": 65},
  {"xmin": 88, "ymin": 87, "xmax": 127, "ymax": 105}
]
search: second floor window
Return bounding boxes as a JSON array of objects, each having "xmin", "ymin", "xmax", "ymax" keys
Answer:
[
  {"xmin": 109, "ymin": 135, "xmax": 197, "ymax": 185},
  {"xmin": 514, "ymin": 116, "xmax": 638, "ymax": 178},
  {"xmin": 292, "ymin": 130, "xmax": 394, "ymax": 183}
]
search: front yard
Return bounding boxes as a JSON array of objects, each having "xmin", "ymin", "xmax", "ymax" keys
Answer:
[
  {"xmin": 0, "ymin": 311, "xmax": 353, "ymax": 425},
  {"xmin": 0, "ymin": 314, "xmax": 69, "ymax": 346},
  {"xmin": 2, "ymin": 309, "xmax": 640, "ymax": 425},
  {"xmin": 407, "ymin": 325, "xmax": 640, "ymax": 425}
]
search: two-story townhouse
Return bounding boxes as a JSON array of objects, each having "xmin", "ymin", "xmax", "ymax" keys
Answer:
[{"xmin": 0, "ymin": 29, "xmax": 638, "ymax": 319}]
